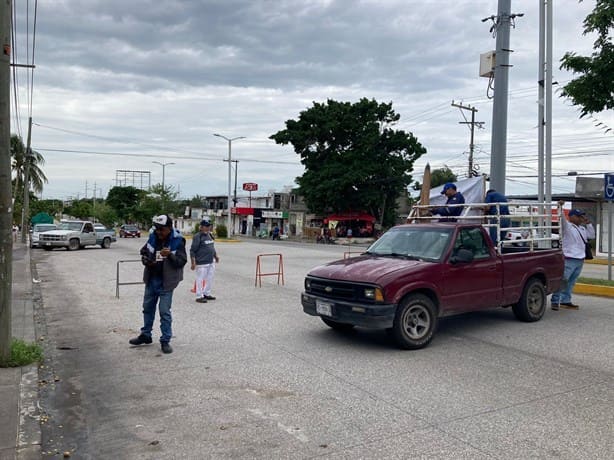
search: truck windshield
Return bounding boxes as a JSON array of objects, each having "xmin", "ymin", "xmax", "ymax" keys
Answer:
[
  {"xmin": 366, "ymin": 227, "xmax": 452, "ymax": 261},
  {"xmin": 59, "ymin": 222, "xmax": 83, "ymax": 231}
]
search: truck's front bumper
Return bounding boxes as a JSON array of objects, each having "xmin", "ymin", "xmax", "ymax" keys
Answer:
[
  {"xmin": 301, "ymin": 293, "xmax": 396, "ymax": 329},
  {"xmin": 39, "ymin": 240, "xmax": 68, "ymax": 248}
]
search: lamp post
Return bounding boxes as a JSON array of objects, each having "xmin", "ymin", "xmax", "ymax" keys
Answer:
[
  {"xmin": 152, "ymin": 161, "xmax": 175, "ymax": 191},
  {"xmin": 213, "ymin": 134, "xmax": 245, "ymax": 236}
]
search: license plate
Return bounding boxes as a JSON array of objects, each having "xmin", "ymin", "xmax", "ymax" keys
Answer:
[
  {"xmin": 316, "ymin": 300, "xmax": 332, "ymax": 316},
  {"xmin": 45, "ymin": 242, "xmax": 51, "ymax": 246}
]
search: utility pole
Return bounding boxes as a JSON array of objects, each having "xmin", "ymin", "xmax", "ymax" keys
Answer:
[
  {"xmin": 452, "ymin": 101, "xmax": 484, "ymax": 177},
  {"xmin": 486, "ymin": 0, "xmax": 523, "ymax": 195},
  {"xmin": 232, "ymin": 160, "xmax": 239, "ymax": 206},
  {"xmin": 20, "ymin": 116, "xmax": 32, "ymax": 243},
  {"xmin": 1, "ymin": 0, "xmax": 13, "ymax": 361},
  {"xmin": 214, "ymin": 133, "xmax": 245, "ymax": 237}
]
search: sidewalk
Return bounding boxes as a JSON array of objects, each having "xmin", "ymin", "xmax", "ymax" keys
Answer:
[{"xmin": 0, "ymin": 242, "xmax": 41, "ymax": 460}]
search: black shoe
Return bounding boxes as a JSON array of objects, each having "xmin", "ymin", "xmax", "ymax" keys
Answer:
[
  {"xmin": 551, "ymin": 304, "xmax": 559, "ymax": 311},
  {"xmin": 161, "ymin": 342, "xmax": 173, "ymax": 354},
  {"xmin": 560, "ymin": 302, "xmax": 579, "ymax": 310},
  {"xmin": 129, "ymin": 334, "xmax": 152, "ymax": 346},
  {"xmin": 196, "ymin": 297, "xmax": 208, "ymax": 303},
  {"xmin": 203, "ymin": 295, "xmax": 216, "ymax": 300}
]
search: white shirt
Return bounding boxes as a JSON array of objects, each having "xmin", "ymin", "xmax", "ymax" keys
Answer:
[{"xmin": 561, "ymin": 218, "xmax": 595, "ymax": 259}]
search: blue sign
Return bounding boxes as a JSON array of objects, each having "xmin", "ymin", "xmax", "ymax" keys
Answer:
[{"xmin": 606, "ymin": 174, "xmax": 614, "ymax": 200}]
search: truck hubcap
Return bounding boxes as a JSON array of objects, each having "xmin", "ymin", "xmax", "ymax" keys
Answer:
[{"xmin": 403, "ymin": 305, "xmax": 429, "ymax": 339}]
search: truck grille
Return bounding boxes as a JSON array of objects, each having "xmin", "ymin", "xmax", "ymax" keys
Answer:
[
  {"xmin": 307, "ymin": 277, "xmax": 373, "ymax": 302},
  {"xmin": 40, "ymin": 235, "xmax": 63, "ymax": 242}
]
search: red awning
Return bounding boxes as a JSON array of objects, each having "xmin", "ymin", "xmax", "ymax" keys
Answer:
[
  {"xmin": 233, "ymin": 207, "xmax": 254, "ymax": 215},
  {"xmin": 324, "ymin": 213, "xmax": 376, "ymax": 223}
]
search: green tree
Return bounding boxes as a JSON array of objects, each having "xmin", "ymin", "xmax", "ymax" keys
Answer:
[
  {"xmin": 30, "ymin": 199, "xmax": 63, "ymax": 218},
  {"xmin": 430, "ymin": 167, "xmax": 458, "ymax": 188},
  {"xmin": 270, "ymin": 98, "xmax": 426, "ymax": 227},
  {"xmin": 106, "ymin": 186, "xmax": 145, "ymax": 222},
  {"xmin": 11, "ymin": 134, "xmax": 48, "ymax": 196},
  {"xmin": 560, "ymin": 0, "xmax": 614, "ymax": 116},
  {"xmin": 64, "ymin": 199, "xmax": 92, "ymax": 220},
  {"xmin": 410, "ymin": 167, "xmax": 458, "ymax": 202}
]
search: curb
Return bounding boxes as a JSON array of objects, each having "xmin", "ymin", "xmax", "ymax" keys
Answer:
[
  {"xmin": 573, "ymin": 283, "xmax": 614, "ymax": 298},
  {"xmin": 584, "ymin": 258, "xmax": 610, "ymax": 266}
]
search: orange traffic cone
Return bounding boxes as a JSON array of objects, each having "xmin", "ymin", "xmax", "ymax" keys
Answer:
[{"xmin": 190, "ymin": 280, "xmax": 206, "ymax": 293}]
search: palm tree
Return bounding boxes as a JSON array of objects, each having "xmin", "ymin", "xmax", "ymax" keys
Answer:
[{"xmin": 11, "ymin": 134, "xmax": 47, "ymax": 197}]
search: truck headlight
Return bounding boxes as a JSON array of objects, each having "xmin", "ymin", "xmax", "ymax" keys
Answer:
[
  {"xmin": 305, "ymin": 279, "xmax": 311, "ymax": 291},
  {"xmin": 364, "ymin": 287, "xmax": 384, "ymax": 302}
]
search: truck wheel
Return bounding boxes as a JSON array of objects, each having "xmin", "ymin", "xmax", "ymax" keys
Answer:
[
  {"xmin": 101, "ymin": 237, "xmax": 111, "ymax": 249},
  {"xmin": 68, "ymin": 239, "xmax": 80, "ymax": 251},
  {"xmin": 392, "ymin": 294, "xmax": 437, "ymax": 350},
  {"xmin": 321, "ymin": 317, "xmax": 355, "ymax": 331},
  {"xmin": 512, "ymin": 278, "xmax": 546, "ymax": 322}
]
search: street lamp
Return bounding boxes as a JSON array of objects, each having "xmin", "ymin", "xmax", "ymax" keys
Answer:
[
  {"xmin": 213, "ymin": 133, "xmax": 245, "ymax": 236},
  {"xmin": 152, "ymin": 161, "xmax": 175, "ymax": 191}
]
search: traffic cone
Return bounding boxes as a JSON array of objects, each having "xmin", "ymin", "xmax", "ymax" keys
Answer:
[{"xmin": 190, "ymin": 280, "xmax": 206, "ymax": 293}]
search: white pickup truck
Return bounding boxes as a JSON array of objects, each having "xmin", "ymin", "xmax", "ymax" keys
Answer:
[{"xmin": 39, "ymin": 220, "xmax": 111, "ymax": 250}]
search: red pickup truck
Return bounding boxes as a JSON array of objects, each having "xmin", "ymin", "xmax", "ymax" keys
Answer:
[{"xmin": 301, "ymin": 223, "xmax": 564, "ymax": 349}]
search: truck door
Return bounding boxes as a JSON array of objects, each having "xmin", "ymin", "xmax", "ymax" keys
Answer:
[
  {"xmin": 83, "ymin": 222, "xmax": 96, "ymax": 246},
  {"xmin": 442, "ymin": 227, "xmax": 503, "ymax": 311}
]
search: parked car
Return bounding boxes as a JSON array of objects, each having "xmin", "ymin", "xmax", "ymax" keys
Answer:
[
  {"xmin": 94, "ymin": 224, "xmax": 117, "ymax": 246},
  {"xmin": 30, "ymin": 223, "xmax": 57, "ymax": 248},
  {"xmin": 120, "ymin": 224, "xmax": 141, "ymax": 238}
]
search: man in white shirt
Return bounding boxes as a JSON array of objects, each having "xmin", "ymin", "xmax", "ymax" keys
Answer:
[{"xmin": 551, "ymin": 208, "xmax": 595, "ymax": 310}]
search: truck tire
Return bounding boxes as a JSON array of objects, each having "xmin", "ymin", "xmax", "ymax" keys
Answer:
[
  {"xmin": 68, "ymin": 239, "xmax": 80, "ymax": 251},
  {"xmin": 101, "ymin": 237, "xmax": 111, "ymax": 249},
  {"xmin": 512, "ymin": 278, "xmax": 546, "ymax": 322},
  {"xmin": 321, "ymin": 317, "xmax": 355, "ymax": 331},
  {"xmin": 391, "ymin": 294, "xmax": 437, "ymax": 350}
]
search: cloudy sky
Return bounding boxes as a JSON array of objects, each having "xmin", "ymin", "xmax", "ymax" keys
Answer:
[{"xmin": 10, "ymin": 0, "xmax": 613, "ymax": 202}]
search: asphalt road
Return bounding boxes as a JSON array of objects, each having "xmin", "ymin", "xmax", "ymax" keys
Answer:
[{"xmin": 31, "ymin": 237, "xmax": 613, "ymax": 459}]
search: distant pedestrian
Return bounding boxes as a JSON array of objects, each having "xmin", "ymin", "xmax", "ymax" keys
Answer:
[
  {"xmin": 129, "ymin": 215, "xmax": 187, "ymax": 354},
  {"xmin": 432, "ymin": 183, "xmax": 465, "ymax": 222},
  {"xmin": 12, "ymin": 224, "xmax": 18, "ymax": 242},
  {"xmin": 484, "ymin": 189, "xmax": 511, "ymax": 245},
  {"xmin": 272, "ymin": 224, "xmax": 280, "ymax": 240},
  {"xmin": 190, "ymin": 219, "xmax": 219, "ymax": 303},
  {"xmin": 551, "ymin": 207, "xmax": 595, "ymax": 311}
]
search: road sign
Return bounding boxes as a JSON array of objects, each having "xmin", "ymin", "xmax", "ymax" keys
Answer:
[
  {"xmin": 243, "ymin": 182, "xmax": 258, "ymax": 192},
  {"xmin": 605, "ymin": 174, "xmax": 614, "ymax": 200}
]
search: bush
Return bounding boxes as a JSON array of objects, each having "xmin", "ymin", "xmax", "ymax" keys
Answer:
[
  {"xmin": 216, "ymin": 224, "xmax": 228, "ymax": 238},
  {"xmin": 0, "ymin": 338, "xmax": 43, "ymax": 367}
]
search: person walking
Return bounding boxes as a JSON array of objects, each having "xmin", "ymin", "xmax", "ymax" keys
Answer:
[
  {"xmin": 432, "ymin": 183, "xmax": 465, "ymax": 222},
  {"xmin": 190, "ymin": 219, "xmax": 219, "ymax": 303},
  {"xmin": 129, "ymin": 215, "xmax": 187, "ymax": 354},
  {"xmin": 551, "ymin": 207, "xmax": 595, "ymax": 310},
  {"xmin": 484, "ymin": 189, "xmax": 511, "ymax": 245}
]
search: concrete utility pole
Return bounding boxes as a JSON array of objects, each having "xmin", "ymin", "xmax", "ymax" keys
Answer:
[
  {"xmin": 20, "ymin": 116, "xmax": 32, "ymax": 243},
  {"xmin": 213, "ymin": 133, "xmax": 245, "ymax": 236},
  {"xmin": 1, "ymin": 0, "xmax": 13, "ymax": 361},
  {"xmin": 488, "ymin": 0, "xmax": 523, "ymax": 195},
  {"xmin": 452, "ymin": 101, "xmax": 484, "ymax": 178}
]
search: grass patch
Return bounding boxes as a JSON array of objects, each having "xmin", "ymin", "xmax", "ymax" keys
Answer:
[
  {"xmin": 578, "ymin": 277, "xmax": 614, "ymax": 288},
  {"xmin": 0, "ymin": 338, "xmax": 43, "ymax": 368}
]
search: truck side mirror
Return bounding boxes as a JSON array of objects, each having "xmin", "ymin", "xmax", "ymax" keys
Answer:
[{"xmin": 450, "ymin": 248, "xmax": 474, "ymax": 264}]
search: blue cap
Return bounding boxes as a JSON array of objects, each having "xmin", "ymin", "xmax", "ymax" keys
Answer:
[
  {"xmin": 441, "ymin": 183, "xmax": 456, "ymax": 194},
  {"xmin": 200, "ymin": 219, "xmax": 212, "ymax": 226},
  {"xmin": 568, "ymin": 209, "xmax": 585, "ymax": 217}
]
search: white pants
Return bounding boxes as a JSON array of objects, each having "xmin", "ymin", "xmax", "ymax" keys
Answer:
[{"xmin": 195, "ymin": 263, "xmax": 215, "ymax": 297}]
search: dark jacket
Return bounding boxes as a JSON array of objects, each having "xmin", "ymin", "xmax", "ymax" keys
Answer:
[
  {"xmin": 434, "ymin": 191, "xmax": 466, "ymax": 221},
  {"xmin": 140, "ymin": 228, "xmax": 187, "ymax": 290}
]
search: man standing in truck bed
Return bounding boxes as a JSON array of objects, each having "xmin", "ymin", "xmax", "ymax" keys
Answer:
[{"xmin": 432, "ymin": 182, "xmax": 465, "ymax": 222}]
